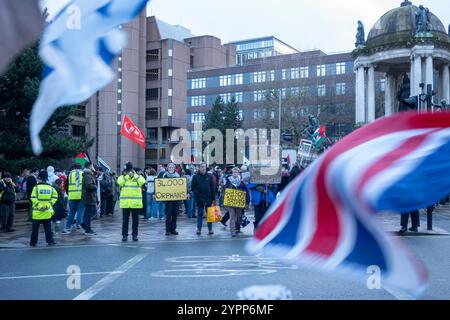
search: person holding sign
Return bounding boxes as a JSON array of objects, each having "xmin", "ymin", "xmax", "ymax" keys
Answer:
[
  {"xmin": 223, "ymin": 167, "xmax": 250, "ymax": 237},
  {"xmin": 117, "ymin": 166, "xmax": 146, "ymax": 242},
  {"xmin": 161, "ymin": 163, "xmax": 182, "ymax": 236}
]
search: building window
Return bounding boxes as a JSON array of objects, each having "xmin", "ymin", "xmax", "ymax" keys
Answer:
[
  {"xmin": 317, "ymin": 65, "xmax": 326, "ymax": 77},
  {"xmin": 300, "ymin": 86, "xmax": 309, "ymax": 97},
  {"xmin": 318, "ymin": 84, "xmax": 326, "ymax": 97},
  {"xmin": 190, "ymin": 113, "xmax": 205, "ymax": 123},
  {"xmin": 191, "ymin": 96, "xmax": 206, "ymax": 107},
  {"xmin": 253, "ymin": 109, "xmax": 266, "ymax": 119},
  {"xmin": 234, "ymin": 74, "xmax": 243, "ymax": 85},
  {"xmin": 291, "ymin": 87, "xmax": 300, "ymax": 96},
  {"xmin": 281, "ymin": 88, "xmax": 287, "ymax": 99},
  {"xmin": 191, "ymin": 131, "xmax": 202, "ymax": 141},
  {"xmin": 168, "ymin": 49, "xmax": 173, "ymax": 57},
  {"xmin": 146, "ymin": 88, "xmax": 159, "ymax": 101},
  {"xmin": 146, "ymin": 49, "xmax": 159, "ymax": 61},
  {"xmin": 281, "ymin": 69, "xmax": 288, "ymax": 80},
  {"xmin": 253, "ymin": 90, "xmax": 265, "ymax": 102},
  {"xmin": 146, "ymin": 69, "xmax": 159, "ymax": 81},
  {"xmin": 235, "ymin": 92, "xmax": 243, "ymax": 103},
  {"xmin": 300, "ymin": 66, "xmax": 309, "ymax": 78},
  {"xmin": 191, "ymin": 78, "xmax": 206, "ymax": 89},
  {"xmin": 220, "ymin": 93, "xmax": 233, "ymax": 103},
  {"xmin": 238, "ymin": 110, "xmax": 243, "ymax": 120},
  {"xmin": 336, "ymin": 62, "xmax": 346, "ymax": 75},
  {"xmin": 220, "ymin": 75, "xmax": 232, "ymax": 87},
  {"xmin": 190, "ymin": 55, "xmax": 194, "ymax": 68},
  {"xmin": 147, "ymin": 128, "xmax": 158, "ymax": 141},
  {"xmin": 380, "ymin": 79, "xmax": 386, "ymax": 92},
  {"xmin": 269, "ymin": 70, "xmax": 275, "ymax": 82},
  {"xmin": 291, "ymin": 67, "xmax": 300, "ymax": 79},
  {"xmin": 146, "ymin": 149, "xmax": 157, "ymax": 159},
  {"xmin": 252, "ymin": 71, "xmax": 266, "ymax": 83},
  {"xmin": 145, "ymin": 108, "xmax": 159, "ymax": 120},
  {"xmin": 74, "ymin": 105, "xmax": 86, "ymax": 117},
  {"xmin": 72, "ymin": 125, "xmax": 85, "ymax": 137},
  {"xmin": 160, "ymin": 148, "xmax": 166, "ymax": 159},
  {"xmin": 336, "ymin": 83, "xmax": 346, "ymax": 96}
]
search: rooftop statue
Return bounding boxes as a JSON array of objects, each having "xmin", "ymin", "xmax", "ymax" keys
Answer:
[
  {"xmin": 415, "ymin": 5, "xmax": 432, "ymax": 36},
  {"xmin": 355, "ymin": 20, "xmax": 365, "ymax": 47}
]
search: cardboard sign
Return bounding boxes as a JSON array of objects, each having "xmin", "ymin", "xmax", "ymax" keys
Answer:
[
  {"xmin": 155, "ymin": 177, "xmax": 188, "ymax": 201},
  {"xmin": 223, "ymin": 188, "xmax": 246, "ymax": 208},
  {"xmin": 249, "ymin": 166, "xmax": 282, "ymax": 184}
]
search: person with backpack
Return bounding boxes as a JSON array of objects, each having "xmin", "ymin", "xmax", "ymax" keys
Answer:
[{"xmin": 0, "ymin": 172, "xmax": 18, "ymax": 232}]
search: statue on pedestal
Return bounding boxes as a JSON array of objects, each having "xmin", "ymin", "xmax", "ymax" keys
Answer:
[
  {"xmin": 415, "ymin": 6, "xmax": 432, "ymax": 36},
  {"xmin": 355, "ymin": 21, "xmax": 366, "ymax": 48}
]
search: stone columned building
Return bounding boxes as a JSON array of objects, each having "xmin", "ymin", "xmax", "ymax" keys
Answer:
[{"xmin": 353, "ymin": 0, "xmax": 450, "ymax": 124}]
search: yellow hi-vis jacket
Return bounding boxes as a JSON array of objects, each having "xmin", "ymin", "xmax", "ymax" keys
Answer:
[
  {"xmin": 30, "ymin": 183, "xmax": 58, "ymax": 220},
  {"xmin": 117, "ymin": 174, "xmax": 145, "ymax": 209},
  {"xmin": 67, "ymin": 170, "xmax": 83, "ymax": 201}
]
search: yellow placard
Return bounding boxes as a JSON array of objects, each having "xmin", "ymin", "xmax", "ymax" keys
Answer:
[
  {"xmin": 155, "ymin": 177, "xmax": 188, "ymax": 201},
  {"xmin": 223, "ymin": 188, "xmax": 246, "ymax": 208}
]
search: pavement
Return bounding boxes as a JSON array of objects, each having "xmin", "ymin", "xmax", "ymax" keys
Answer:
[{"xmin": 0, "ymin": 204, "xmax": 450, "ymax": 300}]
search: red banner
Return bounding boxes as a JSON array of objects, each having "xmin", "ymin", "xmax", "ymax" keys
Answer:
[{"xmin": 120, "ymin": 115, "xmax": 146, "ymax": 149}]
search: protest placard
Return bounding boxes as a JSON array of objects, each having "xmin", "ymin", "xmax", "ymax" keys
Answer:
[
  {"xmin": 223, "ymin": 188, "xmax": 246, "ymax": 208},
  {"xmin": 154, "ymin": 177, "xmax": 188, "ymax": 201}
]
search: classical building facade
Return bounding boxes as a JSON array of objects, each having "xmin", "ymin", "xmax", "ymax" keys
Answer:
[{"xmin": 353, "ymin": 0, "xmax": 450, "ymax": 124}]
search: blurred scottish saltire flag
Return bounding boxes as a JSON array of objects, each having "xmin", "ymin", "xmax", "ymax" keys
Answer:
[
  {"xmin": 0, "ymin": 0, "xmax": 44, "ymax": 73},
  {"xmin": 30, "ymin": 0, "xmax": 149, "ymax": 155}
]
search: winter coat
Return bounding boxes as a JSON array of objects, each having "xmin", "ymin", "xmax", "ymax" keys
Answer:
[
  {"xmin": 191, "ymin": 172, "xmax": 215, "ymax": 206},
  {"xmin": 81, "ymin": 170, "xmax": 98, "ymax": 205}
]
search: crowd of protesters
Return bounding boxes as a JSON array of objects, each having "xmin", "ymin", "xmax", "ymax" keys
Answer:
[{"xmin": 0, "ymin": 161, "xmax": 309, "ymax": 246}]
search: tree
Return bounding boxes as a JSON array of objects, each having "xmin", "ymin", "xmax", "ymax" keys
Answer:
[
  {"xmin": 202, "ymin": 96, "xmax": 243, "ymax": 165},
  {"xmin": 0, "ymin": 44, "xmax": 94, "ymax": 174}
]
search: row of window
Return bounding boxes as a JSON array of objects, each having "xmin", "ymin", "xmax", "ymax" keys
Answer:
[
  {"xmin": 188, "ymin": 104, "xmax": 351, "ymax": 124},
  {"xmin": 190, "ymin": 62, "xmax": 349, "ymax": 89},
  {"xmin": 189, "ymin": 83, "xmax": 348, "ymax": 106},
  {"xmin": 235, "ymin": 40, "xmax": 274, "ymax": 52}
]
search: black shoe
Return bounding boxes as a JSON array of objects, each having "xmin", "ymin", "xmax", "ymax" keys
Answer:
[
  {"xmin": 221, "ymin": 221, "xmax": 227, "ymax": 227},
  {"xmin": 165, "ymin": 231, "xmax": 171, "ymax": 236},
  {"xmin": 122, "ymin": 236, "xmax": 127, "ymax": 242},
  {"xmin": 80, "ymin": 223, "xmax": 86, "ymax": 230},
  {"xmin": 48, "ymin": 241, "xmax": 56, "ymax": 246},
  {"xmin": 133, "ymin": 237, "xmax": 139, "ymax": 242},
  {"xmin": 5, "ymin": 228, "xmax": 14, "ymax": 233},
  {"xmin": 399, "ymin": 227, "xmax": 407, "ymax": 234},
  {"xmin": 409, "ymin": 227, "xmax": 418, "ymax": 232},
  {"xmin": 171, "ymin": 230, "xmax": 179, "ymax": 235},
  {"xmin": 208, "ymin": 230, "xmax": 214, "ymax": 235},
  {"xmin": 30, "ymin": 243, "xmax": 36, "ymax": 247},
  {"xmin": 85, "ymin": 230, "xmax": 96, "ymax": 236}
]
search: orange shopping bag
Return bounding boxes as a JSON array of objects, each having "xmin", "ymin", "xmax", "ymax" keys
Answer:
[{"xmin": 207, "ymin": 204, "xmax": 222, "ymax": 223}]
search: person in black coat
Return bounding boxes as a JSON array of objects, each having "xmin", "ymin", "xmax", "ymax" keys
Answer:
[
  {"xmin": 191, "ymin": 163, "xmax": 215, "ymax": 235},
  {"xmin": 0, "ymin": 172, "xmax": 19, "ymax": 232},
  {"xmin": 26, "ymin": 169, "xmax": 39, "ymax": 221}
]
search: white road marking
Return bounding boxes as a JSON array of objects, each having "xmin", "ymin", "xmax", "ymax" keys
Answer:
[
  {"xmin": 384, "ymin": 287, "xmax": 416, "ymax": 300},
  {"xmin": 0, "ymin": 271, "xmax": 122, "ymax": 281},
  {"xmin": 73, "ymin": 254, "xmax": 147, "ymax": 300}
]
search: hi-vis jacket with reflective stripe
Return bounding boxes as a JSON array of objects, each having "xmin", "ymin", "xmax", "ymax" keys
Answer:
[
  {"xmin": 67, "ymin": 170, "xmax": 83, "ymax": 200},
  {"xmin": 30, "ymin": 183, "xmax": 58, "ymax": 220},
  {"xmin": 117, "ymin": 174, "xmax": 145, "ymax": 209}
]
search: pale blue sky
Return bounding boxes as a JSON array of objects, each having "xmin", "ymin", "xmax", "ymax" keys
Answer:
[{"xmin": 41, "ymin": 0, "xmax": 450, "ymax": 53}]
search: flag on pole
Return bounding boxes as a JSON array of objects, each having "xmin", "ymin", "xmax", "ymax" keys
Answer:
[
  {"xmin": 312, "ymin": 125, "xmax": 326, "ymax": 149},
  {"xmin": 248, "ymin": 111, "xmax": 450, "ymax": 297},
  {"xmin": 74, "ymin": 152, "xmax": 91, "ymax": 167},
  {"xmin": 0, "ymin": 0, "xmax": 44, "ymax": 74},
  {"xmin": 98, "ymin": 156, "xmax": 112, "ymax": 172},
  {"xmin": 120, "ymin": 115, "xmax": 146, "ymax": 149},
  {"xmin": 30, "ymin": 0, "xmax": 149, "ymax": 155}
]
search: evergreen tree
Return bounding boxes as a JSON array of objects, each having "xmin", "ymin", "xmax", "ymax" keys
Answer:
[{"xmin": 0, "ymin": 44, "xmax": 94, "ymax": 173}]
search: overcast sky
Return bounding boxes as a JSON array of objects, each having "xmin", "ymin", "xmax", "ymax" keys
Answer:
[{"xmin": 42, "ymin": 0, "xmax": 450, "ymax": 53}]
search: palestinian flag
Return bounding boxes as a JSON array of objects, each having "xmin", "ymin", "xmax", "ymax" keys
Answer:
[
  {"xmin": 312, "ymin": 125, "xmax": 326, "ymax": 149},
  {"xmin": 74, "ymin": 152, "xmax": 90, "ymax": 167}
]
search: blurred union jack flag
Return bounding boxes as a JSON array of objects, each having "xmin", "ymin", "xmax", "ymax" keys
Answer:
[{"xmin": 248, "ymin": 112, "xmax": 450, "ymax": 297}]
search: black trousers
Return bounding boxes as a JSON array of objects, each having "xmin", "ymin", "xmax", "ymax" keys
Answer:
[
  {"xmin": 0, "ymin": 203, "xmax": 14, "ymax": 229},
  {"xmin": 30, "ymin": 219, "xmax": 53, "ymax": 245},
  {"xmin": 122, "ymin": 208, "xmax": 139, "ymax": 237},
  {"xmin": 401, "ymin": 211, "xmax": 420, "ymax": 228},
  {"xmin": 165, "ymin": 202, "xmax": 179, "ymax": 232}
]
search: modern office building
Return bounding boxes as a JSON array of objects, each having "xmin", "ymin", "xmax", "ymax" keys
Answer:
[
  {"xmin": 187, "ymin": 49, "xmax": 377, "ymax": 146},
  {"xmin": 76, "ymin": 13, "xmax": 235, "ymax": 171},
  {"xmin": 229, "ymin": 36, "xmax": 299, "ymax": 65}
]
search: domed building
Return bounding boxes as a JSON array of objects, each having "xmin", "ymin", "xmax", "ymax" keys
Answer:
[{"xmin": 353, "ymin": 0, "xmax": 450, "ymax": 123}]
